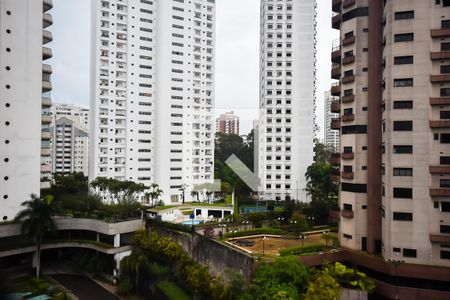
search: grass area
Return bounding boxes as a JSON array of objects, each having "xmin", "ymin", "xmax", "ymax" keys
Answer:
[
  {"xmin": 225, "ymin": 228, "xmax": 285, "ymax": 238},
  {"xmin": 156, "ymin": 281, "xmax": 190, "ymax": 300},
  {"xmin": 279, "ymin": 243, "xmax": 327, "ymax": 256}
]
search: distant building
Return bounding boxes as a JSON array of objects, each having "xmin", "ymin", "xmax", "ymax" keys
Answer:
[
  {"xmin": 324, "ymin": 91, "xmax": 339, "ymax": 152},
  {"xmin": 51, "ymin": 117, "xmax": 89, "ymax": 176},
  {"xmin": 216, "ymin": 111, "xmax": 239, "ymax": 135},
  {"xmin": 52, "ymin": 103, "xmax": 89, "ymax": 131}
]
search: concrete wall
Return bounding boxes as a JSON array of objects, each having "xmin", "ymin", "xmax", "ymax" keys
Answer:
[{"xmin": 152, "ymin": 227, "xmax": 254, "ymax": 282}]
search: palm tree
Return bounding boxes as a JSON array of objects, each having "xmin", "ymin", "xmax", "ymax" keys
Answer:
[
  {"xmin": 14, "ymin": 194, "xmax": 56, "ymax": 278},
  {"xmin": 120, "ymin": 248, "xmax": 150, "ymax": 292},
  {"xmin": 144, "ymin": 183, "xmax": 163, "ymax": 206}
]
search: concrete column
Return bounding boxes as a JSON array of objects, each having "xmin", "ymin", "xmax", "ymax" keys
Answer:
[
  {"xmin": 32, "ymin": 251, "xmax": 37, "ymax": 268},
  {"xmin": 114, "ymin": 234, "xmax": 120, "ymax": 248},
  {"xmin": 96, "ymin": 232, "xmax": 100, "ymax": 242}
]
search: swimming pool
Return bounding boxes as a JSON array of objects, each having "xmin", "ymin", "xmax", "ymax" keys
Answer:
[{"xmin": 179, "ymin": 220, "xmax": 202, "ymax": 225}]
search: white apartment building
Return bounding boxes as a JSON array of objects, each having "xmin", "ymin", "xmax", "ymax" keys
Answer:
[
  {"xmin": 52, "ymin": 103, "xmax": 89, "ymax": 131},
  {"xmin": 258, "ymin": 0, "xmax": 316, "ymax": 202},
  {"xmin": 0, "ymin": 0, "xmax": 53, "ymax": 220},
  {"xmin": 324, "ymin": 91, "xmax": 339, "ymax": 152},
  {"xmin": 90, "ymin": 0, "xmax": 215, "ymax": 204},
  {"xmin": 51, "ymin": 117, "xmax": 89, "ymax": 176}
]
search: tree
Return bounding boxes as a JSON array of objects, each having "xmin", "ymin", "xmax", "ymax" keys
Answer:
[
  {"xmin": 14, "ymin": 194, "xmax": 57, "ymax": 278},
  {"xmin": 145, "ymin": 183, "xmax": 163, "ymax": 206},
  {"xmin": 305, "ymin": 272, "xmax": 340, "ymax": 300},
  {"xmin": 120, "ymin": 248, "xmax": 150, "ymax": 293}
]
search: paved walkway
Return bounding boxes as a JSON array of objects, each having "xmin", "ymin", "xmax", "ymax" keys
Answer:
[{"xmin": 52, "ymin": 274, "xmax": 119, "ymax": 300}]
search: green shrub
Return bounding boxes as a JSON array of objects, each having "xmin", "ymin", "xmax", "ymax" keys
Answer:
[
  {"xmin": 279, "ymin": 244, "xmax": 326, "ymax": 256},
  {"xmin": 224, "ymin": 227, "xmax": 284, "ymax": 238},
  {"xmin": 156, "ymin": 281, "xmax": 190, "ymax": 300},
  {"xmin": 117, "ymin": 278, "xmax": 133, "ymax": 295}
]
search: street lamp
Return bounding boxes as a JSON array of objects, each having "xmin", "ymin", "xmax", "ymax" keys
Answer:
[
  {"xmin": 262, "ymin": 236, "xmax": 268, "ymax": 257},
  {"xmin": 388, "ymin": 257, "xmax": 405, "ymax": 300},
  {"xmin": 218, "ymin": 223, "xmax": 227, "ymax": 237},
  {"xmin": 300, "ymin": 233, "xmax": 306, "ymax": 247}
]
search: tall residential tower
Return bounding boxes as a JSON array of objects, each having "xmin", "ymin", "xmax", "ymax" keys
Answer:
[
  {"xmin": 90, "ymin": 0, "xmax": 215, "ymax": 203},
  {"xmin": 0, "ymin": 0, "xmax": 53, "ymax": 220},
  {"xmin": 258, "ymin": 0, "xmax": 316, "ymax": 201}
]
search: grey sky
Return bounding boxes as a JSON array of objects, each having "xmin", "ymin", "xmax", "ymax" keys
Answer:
[{"xmin": 50, "ymin": 0, "xmax": 337, "ymax": 138}]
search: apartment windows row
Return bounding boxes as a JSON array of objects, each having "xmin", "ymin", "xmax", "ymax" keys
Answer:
[
  {"xmin": 267, "ymin": 174, "xmax": 291, "ymax": 180},
  {"xmin": 267, "ymin": 99, "xmax": 292, "ymax": 105},
  {"xmin": 266, "ymin": 184, "xmax": 292, "ymax": 190},
  {"xmin": 266, "ymin": 165, "xmax": 291, "ymax": 171},
  {"xmin": 266, "ymin": 33, "xmax": 292, "ymax": 39}
]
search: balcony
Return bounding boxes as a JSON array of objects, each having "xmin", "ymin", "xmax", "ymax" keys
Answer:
[
  {"xmin": 41, "ymin": 115, "xmax": 52, "ymax": 125},
  {"xmin": 341, "ymin": 209, "xmax": 354, "ymax": 219},
  {"xmin": 41, "ymin": 148, "xmax": 52, "ymax": 157},
  {"xmin": 43, "ymin": 0, "xmax": 53, "ymax": 12},
  {"xmin": 332, "ymin": 13, "xmax": 341, "ymax": 30},
  {"xmin": 342, "ymin": 172, "xmax": 354, "ymax": 179},
  {"xmin": 331, "ymin": 169, "xmax": 341, "ymax": 182},
  {"xmin": 41, "ymin": 164, "xmax": 52, "ymax": 173},
  {"xmin": 331, "ymin": 48, "xmax": 341, "ymax": 64},
  {"xmin": 331, "ymin": 66, "xmax": 341, "ymax": 80},
  {"xmin": 430, "ymin": 234, "xmax": 450, "ymax": 244},
  {"xmin": 331, "ymin": 153, "xmax": 341, "ymax": 166},
  {"xmin": 342, "ymin": 36, "xmax": 355, "ymax": 46},
  {"xmin": 431, "ymin": 74, "xmax": 450, "ymax": 83},
  {"xmin": 42, "ymin": 97, "xmax": 52, "ymax": 108},
  {"xmin": 430, "ymin": 166, "xmax": 450, "ymax": 174},
  {"xmin": 41, "ymin": 131, "xmax": 51, "ymax": 141},
  {"xmin": 430, "ymin": 97, "xmax": 450, "ymax": 105},
  {"xmin": 331, "ymin": 118, "xmax": 341, "ymax": 130},
  {"xmin": 343, "ymin": 0, "xmax": 356, "ymax": 8},
  {"xmin": 42, "ymin": 81, "xmax": 52, "ymax": 93},
  {"xmin": 43, "ymin": 13, "xmax": 53, "ymax": 29},
  {"xmin": 43, "ymin": 30, "xmax": 53, "ymax": 44},
  {"xmin": 331, "ymin": 83, "xmax": 341, "ymax": 96},
  {"xmin": 341, "ymin": 152, "xmax": 354, "ymax": 160},
  {"xmin": 331, "ymin": 100, "xmax": 341, "ymax": 113},
  {"xmin": 342, "ymin": 75, "xmax": 355, "ymax": 84},
  {"xmin": 43, "ymin": 47, "xmax": 52, "ymax": 60},
  {"xmin": 430, "ymin": 51, "xmax": 450, "ymax": 60},
  {"xmin": 430, "ymin": 188, "xmax": 450, "ymax": 197},
  {"xmin": 431, "ymin": 28, "xmax": 450, "ymax": 38},
  {"xmin": 341, "ymin": 114, "xmax": 355, "ymax": 122},
  {"xmin": 430, "ymin": 120, "xmax": 450, "ymax": 128},
  {"xmin": 341, "ymin": 94, "xmax": 355, "ymax": 103},
  {"xmin": 332, "ymin": 0, "xmax": 342, "ymax": 12},
  {"xmin": 342, "ymin": 55, "xmax": 355, "ymax": 65},
  {"xmin": 42, "ymin": 63, "xmax": 52, "ymax": 74}
]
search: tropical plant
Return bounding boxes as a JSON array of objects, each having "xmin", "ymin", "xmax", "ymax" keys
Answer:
[
  {"xmin": 120, "ymin": 247, "xmax": 150, "ymax": 292},
  {"xmin": 305, "ymin": 272, "xmax": 340, "ymax": 300},
  {"xmin": 323, "ymin": 262, "xmax": 375, "ymax": 293},
  {"xmin": 14, "ymin": 194, "xmax": 57, "ymax": 278},
  {"xmin": 144, "ymin": 183, "xmax": 163, "ymax": 206},
  {"xmin": 321, "ymin": 233, "xmax": 334, "ymax": 248}
]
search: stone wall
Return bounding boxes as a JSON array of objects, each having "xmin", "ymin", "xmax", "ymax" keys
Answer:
[{"xmin": 151, "ymin": 227, "xmax": 254, "ymax": 282}]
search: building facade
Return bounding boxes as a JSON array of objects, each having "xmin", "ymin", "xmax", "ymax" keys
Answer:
[
  {"xmin": 51, "ymin": 117, "xmax": 89, "ymax": 176},
  {"xmin": 331, "ymin": 0, "xmax": 450, "ymax": 267},
  {"xmin": 258, "ymin": 0, "xmax": 316, "ymax": 202},
  {"xmin": 52, "ymin": 103, "xmax": 89, "ymax": 131},
  {"xmin": 216, "ymin": 111, "xmax": 239, "ymax": 135},
  {"xmin": 0, "ymin": 0, "xmax": 53, "ymax": 221},
  {"xmin": 324, "ymin": 91, "xmax": 339, "ymax": 152},
  {"xmin": 90, "ymin": 0, "xmax": 215, "ymax": 204}
]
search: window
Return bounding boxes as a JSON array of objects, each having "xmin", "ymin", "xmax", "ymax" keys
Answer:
[
  {"xmin": 441, "ymin": 156, "xmax": 450, "ymax": 165},
  {"xmin": 394, "ymin": 78, "xmax": 413, "ymax": 87},
  {"xmin": 393, "ymin": 100, "xmax": 413, "ymax": 109},
  {"xmin": 395, "ymin": 11, "xmax": 414, "ymax": 20},
  {"xmin": 342, "ymin": 125, "xmax": 368, "ymax": 135},
  {"xmin": 442, "ymin": 42, "xmax": 450, "ymax": 51},
  {"xmin": 441, "ymin": 225, "xmax": 450, "ymax": 233},
  {"xmin": 393, "ymin": 168, "xmax": 413, "ymax": 176},
  {"xmin": 393, "ymin": 145, "xmax": 413, "ymax": 154},
  {"xmin": 394, "ymin": 33, "xmax": 414, "ymax": 42},
  {"xmin": 443, "ymin": 20, "xmax": 450, "ymax": 28},
  {"xmin": 441, "ymin": 88, "xmax": 450, "ymax": 97},
  {"xmin": 442, "ymin": 202, "xmax": 450, "ymax": 212},
  {"xmin": 441, "ymin": 111, "xmax": 450, "ymax": 119},
  {"xmin": 441, "ymin": 134, "xmax": 450, "ymax": 143},
  {"xmin": 393, "ymin": 212, "xmax": 413, "ymax": 221},
  {"xmin": 341, "ymin": 183, "xmax": 367, "ymax": 193},
  {"xmin": 394, "ymin": 56, "xmax": 413, "ymax": 65},
  {"xmin": 393, "ymin": 121, "xmax": 413, "ymax": 131},
  {"xmin": 343, "ymin": 234, "xmax": 353, "ymax": 240},
  {"xmin": 441, "ymin": 179, "xmax": 450, "ymax": 188},
  {"xmin": 403, "ymin": 248, "xmax": 417, "ymax": 258},
  {"xmin": 393, "ymin": 188, "xmax": 413, "ymax": 199},
  {"xmin": 441, "ymin": 251, "xmax": 450, "ymax": 260}
]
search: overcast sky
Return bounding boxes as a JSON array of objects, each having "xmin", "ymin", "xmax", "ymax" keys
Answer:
[{"xmin": 50, "ymin": 0, "xmax": 337, "ymax": 139}]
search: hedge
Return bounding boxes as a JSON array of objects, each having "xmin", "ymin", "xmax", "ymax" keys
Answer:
[
  {"xmin": 279, "ymin": 244, "xmax": 326, "ymax": 256},
  {"xmin": 225, "ymin": 228, "xmax": 285, "ymax": 238}
]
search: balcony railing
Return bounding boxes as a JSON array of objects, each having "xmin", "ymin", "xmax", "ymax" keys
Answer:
[
  {"xmin": 342, "ymin": 172, "xmax": 354, "ymax": 179},
  {"xmin": 331, "ymin": 100, "xmax": 341, "ymax": 113},
  {"xmin": 430, "ymin": 166, "xmax": 450, "ymax": 174},
  {"xmin": 430, "ymin": 120, "xmax": 450, "ymax": 128},
  {"xmin": 43, "ymin": 47, "xmax": 53, "ymax": 60},
  {"xmin": 342, "ymin": 55, "xmax": 355, "ymax": 65},
  {"xmin": 342, "ymin": 94, "xmax": 355, "ymax": 103},
  {"xmin": 331, "ymin": 83, "xmax": 341, "ymax": 96},
  {"xmin": 430, "ymin": 188, "xmax": 450, "ymax": 197},
  {"xmin": 43, "ymin": 30, "xmax": 53, "ymax": 44},
  {"xmin": 43, "ymin": 0, "xmax": 53, "ymax": 12},
  {"xmin": 331, "ymin": 118, "xmax": 341, "ymax": 130},
  {"xmin": 430, "ymin": 97, "xmax": 450, "ymax": 105},
  {"xmin": 331, "ymin": 153, "xmax": 341, "ymax": 166},
  {"xmin": 331, "ymin": 48, "xmax": 341, "ymax": 64},
  {"xmin": 41, "ymin": 115, "xmax": 52, "ymax": 125},
  {"xmin": 331, "ymin": 66, "xmax": 341, "ymax": 80},
  {"xmin": 430, "ymin": 234, "xmax": 450, "ymax": 243},
  {"xmin": 43, "ymin": 13, "xmax": 53, "ymax": 28},
  {"xmin": 341, "ymin": 152, "xmax": 354, "ymax": 160},
  {"xmin": 342, "ymin": 75, "xmax": 355, "ymax": 84},
  {"xmin": 430, "ymin": 74, "xmax": 450, "ymax": 83},
  {"xmin": 430, "ymin": 51, "xmax": 450, "ymax": 60},
  {"xmin": 332, "ymin": 0, "xmax": 342, "ymax": 12},
  {"xmin": 342, "ymin": 35, "xmax": 355, "ymax": 46},
  {"xmin": 341, "ymin": 209, "xmax": 354, "ymax": 218},
  {"xmin": 42, "ymin": 81, "xmax": 52, "ymax": 93},
  {"xmin": 42, "ymin": 97, "xmax": 52, "ymax": 108},
  {"xmin": 341, "ymin": 114, "xmax": 355, "ymax": 122},
  {"xmin": 343, "ymin": 0, "xmax": 356, "ymax": 8},
  {"xmin": 431, "ymin": 28, "xmax": 450, "ymax": 38},
  {"xmin": 332, "ymin": 12, "xmax": 341, "ymax": 30}
]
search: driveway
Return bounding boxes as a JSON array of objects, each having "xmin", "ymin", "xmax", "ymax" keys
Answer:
[{"xmin": 52, "ymin": 274, "xmax": 119, "ymax": 300}]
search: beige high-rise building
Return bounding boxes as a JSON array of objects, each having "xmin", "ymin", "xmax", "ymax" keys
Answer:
[
  {"xmin": 216, "ymin": 111, "xmax": 239, "ymax": 135},
  {"xmin": 331, "ymin": 0, "xmax": 450, "ymax": 298}
]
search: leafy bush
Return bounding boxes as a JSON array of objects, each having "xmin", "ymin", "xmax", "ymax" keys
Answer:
[
  {"xmin": 323, "ymin": 262, "xmax": 375, "ymax": 293},
  {"xmin": 117, "ymin": 277, "xmax": 133, "ymax": 295},
  {"xmin": 279, "ymin": 244, "xmax": 326, "ymax": 256},
  {"xmin": 156, "ymin": 281, "xmax": 190, "ymax": 300},
  {"xmin": 224, "ymin": 227, "xmax": 284, "ymax": 238},
  {"xmin": 147, "ymin": 219, "xmax": 193, "ymax": 233}
]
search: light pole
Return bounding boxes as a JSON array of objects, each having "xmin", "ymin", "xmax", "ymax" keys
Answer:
[
  {"xmin": 262, "ymin": 236, "xmax": 267, "ymax": 257},
  {"xmin": 388, "ymin": 257, "xmax": 404, "ymax": 300},
  {"xmin": 300, "ymin": 233, "xmax": 305, "ymax": 247},
  {"xmin": 218, "ymin": 223, "xmax": 226, "ymax": 238}
]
